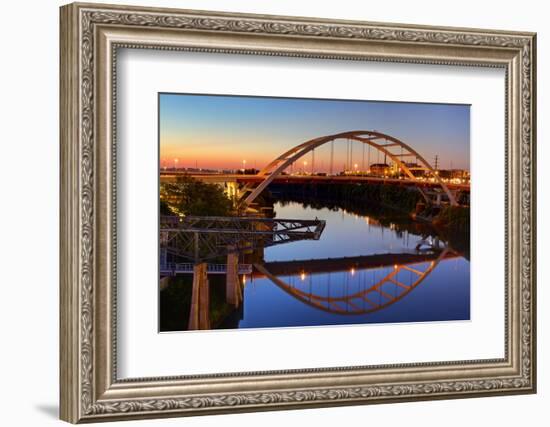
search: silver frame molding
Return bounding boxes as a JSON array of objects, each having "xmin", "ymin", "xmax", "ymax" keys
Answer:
[{"xmin": 60, "ymin": 2, "xmax": 537, "ymax": 423}]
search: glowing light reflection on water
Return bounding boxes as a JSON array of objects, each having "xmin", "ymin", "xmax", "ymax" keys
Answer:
[{"xmin": 235, "ymin": 202, "xmax": 470, "ymax": 329}]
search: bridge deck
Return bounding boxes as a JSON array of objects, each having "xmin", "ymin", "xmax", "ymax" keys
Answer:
[
  {"xmin": 160, "ymin": 215, "xmax": 326, "ymax": 261},
  {"xmin": 160, "ymin": 262, "xmax": 253, "ymax": 276},
  {"xmin": 253, "ymin": 251, "xmax": 459, "ymax": 278},
  {"xmin": 160, "ymin": 172, "xmax": 470, "ymax": 191}
]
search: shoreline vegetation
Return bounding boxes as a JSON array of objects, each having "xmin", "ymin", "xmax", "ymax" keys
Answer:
[
  {"xmin": 160, "ymin": 176, "xmax": 233, "ymax": 217},
  {"xmin": 269, "ymin": 183, "xmax": 469, "ymax": 258},
  {"xmin": 159, "ymin": 177, "xmax": 470, "ymax": 331},
  {"xmin": 268, "ymin": 182, "xmax": 469, "ymax": 231},
  {"xmin": 269, "ymin": 182, "xmax": 470, "ymax": 257}
]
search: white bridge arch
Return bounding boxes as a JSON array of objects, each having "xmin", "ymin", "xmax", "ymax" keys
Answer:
[
  {"xmin": 239, "ymin": 130, "xmax": 458, "ymax": 208},
  {"xmin": 254, "ymin": 248, "xmax": 452, "ymax": 316}
]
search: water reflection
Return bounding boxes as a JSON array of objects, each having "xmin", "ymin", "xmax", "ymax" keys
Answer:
[
  {"xmin": 254, "ymin": 248, "xmax": 452, "ymax": 315},
  {"xmin": 223, "ymin": 202, "xmax": 470, "ymax": 329}
]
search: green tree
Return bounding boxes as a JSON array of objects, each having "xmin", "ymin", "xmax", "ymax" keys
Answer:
[{"xmin": 162, "ymin": 176, "xmax": 233, "ymax": 217}]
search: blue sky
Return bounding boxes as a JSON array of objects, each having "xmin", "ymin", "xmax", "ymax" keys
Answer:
[{"xmin": 159, "ymin": 93, "xmax": 470, "ymax": 171}]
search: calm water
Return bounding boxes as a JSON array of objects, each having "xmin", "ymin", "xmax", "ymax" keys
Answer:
[{"xmin": 233, "ymin": 202, "xmax": 470, "ymax": 329}]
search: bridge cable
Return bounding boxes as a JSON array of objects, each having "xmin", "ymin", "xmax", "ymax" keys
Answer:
[
  {"xmin": 374, "ymin": 269, "xmax": 380, "ymax": 306},
  {"xmin": 393, "ymin": 268, "xmax": 398, "ymax": 298},
  {"xmin": 330, "ymin": 140, "xmax": 334, "ymax": 176},
  {"xmin": 350, "ymin": 139, "xmax": 353, "ymax": 173},
  {"xmin": 344, "ymin": 139, "xmax": 349, "ymax": 172},
  {"xmin": 367, "ymin": 144, "xmax": 371, "ymax": 172},
  {"xmin": 400, "ymin": 145, "xmax": 404, "ymax": 177}
]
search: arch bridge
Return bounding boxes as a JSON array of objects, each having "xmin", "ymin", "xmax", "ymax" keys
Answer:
[
  {"xmin": 238, "ymin": 130, "xmax": 458, "ymax": 208},
  {"xmin": 254, "ymin": 248, "xmax": 453, "ymax": 316}
]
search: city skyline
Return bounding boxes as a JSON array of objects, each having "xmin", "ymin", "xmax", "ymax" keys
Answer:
[{"xmin": 160, "ymin": 93, "xmax": 470, "ymax": 172}]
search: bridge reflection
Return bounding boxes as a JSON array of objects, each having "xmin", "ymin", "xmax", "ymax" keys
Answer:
[
  {"xmin": 160, "ymin": 129, "xmax": 470, "ymax": 330},
  {"xmin": 254, "ymin": 250, "xmax": 456, "ymax": 278},
  {"xmin": 160, "ymin": 197, "xmax": 460, "ymax": 328},
  {"xmin": 161, "ymin": 223, "xmax": 457, "ymax": 326},
  {"xmin": 253, "ymin": 248, "xmax": 453, "ymax": 316},
  {"xmin": 160, "ymin": 214, "xmax": 326, "ymax": 329}
]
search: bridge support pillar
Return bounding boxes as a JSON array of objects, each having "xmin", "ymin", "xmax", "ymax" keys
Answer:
[
  {"xmin": 226, "ymin": 249, "xmax": 242, "ymax": 307},
  {"xmin": 188, "ymin": 263, "xmax": 210, "ymax": 330}
]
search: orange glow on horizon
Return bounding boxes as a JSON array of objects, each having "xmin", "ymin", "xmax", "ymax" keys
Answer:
[{"xmin": 160, "ymin": 134, "xmax": 279, "ymax": 170}]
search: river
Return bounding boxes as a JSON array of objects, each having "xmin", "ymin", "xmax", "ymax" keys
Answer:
[{"xmin": 226, "ymin": 201, "xmax": 470, "ymax": 329}]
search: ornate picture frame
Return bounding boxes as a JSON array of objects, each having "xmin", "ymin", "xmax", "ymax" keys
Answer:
[{"xmin": 60, "ymin": 2, "xmax": 536, "ymax": 423}]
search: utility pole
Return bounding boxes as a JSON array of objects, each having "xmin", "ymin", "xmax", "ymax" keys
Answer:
[{"xmin": 434, "ymin": 155, "xmax": 439, "ymax": 171}]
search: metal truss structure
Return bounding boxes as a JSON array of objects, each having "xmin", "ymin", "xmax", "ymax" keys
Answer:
[
  {"xmin": 160, "ymin": 215, "xmax": 326, "ymax": 262},
  {"xmin": 160, "ymin": 262, "xmax": 253, "ymax": 275},
  {"xmin": 239, "ymin": 130, "xmax": 458, "ymax": 207}
]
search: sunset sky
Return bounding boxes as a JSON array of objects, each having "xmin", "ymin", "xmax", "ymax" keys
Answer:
[{"xmin": 159, "ymin": 93, "xmax": 470, "ymax": 172}]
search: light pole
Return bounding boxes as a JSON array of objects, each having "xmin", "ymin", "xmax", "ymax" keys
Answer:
[
  {"xmin": 354, "ymin": 163, "xmax": 358, "ymax": 174},
  {"xmin": 242, "ymin": 159, "xmax": 246, "ymax": 172},
  {"xmin": 303, "ymin": 160, "xmax": 307, "ymax": 175},
  {"xmin": 174, "ymin": 158, "xmax": 178, "ymax": 170}
]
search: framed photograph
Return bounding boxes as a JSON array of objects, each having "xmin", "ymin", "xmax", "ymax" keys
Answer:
[{"xmin": 60, "ymin": 2, "xmax": 537, "ymax": 423}]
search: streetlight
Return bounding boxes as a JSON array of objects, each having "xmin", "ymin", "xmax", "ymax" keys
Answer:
[
  {"xmin": 242, "ymin": 159, "xmax": 246, "ymax": 172},
  {"xmin": 174, "ymin": 158, "xmax": 179, "ymax": 170},
  {"xmin": 303, "ymin": 160, "xmax": 307, "ymax": 174},
  {"xmin": 354, "ymin": 163, "xmax": 358, "ymax": 174}
]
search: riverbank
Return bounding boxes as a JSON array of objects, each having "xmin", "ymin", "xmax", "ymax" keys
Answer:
[
  {"xmin": 270, "ymin": 181, "xmax": 420, "ymax": 211},
  {"xmin": 267, "ymin": 182, "xmax": 470, "ymax": 258},
  {"xmin": 269, "ymin": 182, "xmax": 468, "ymax": 227}
]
